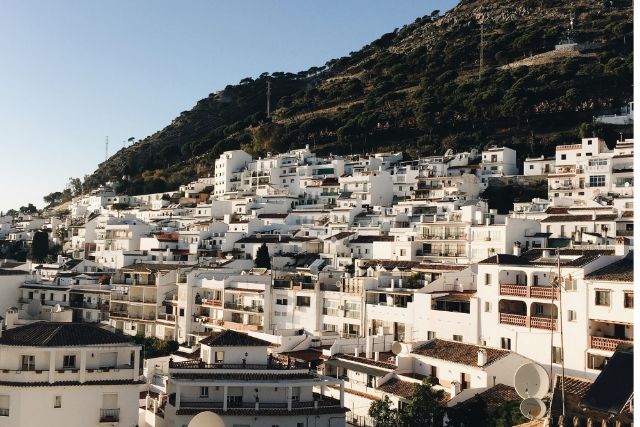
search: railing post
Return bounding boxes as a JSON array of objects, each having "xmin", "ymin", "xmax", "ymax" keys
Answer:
[{"xmin": 223, "ymin": 386, "xmax": 228, "ymax": 412}]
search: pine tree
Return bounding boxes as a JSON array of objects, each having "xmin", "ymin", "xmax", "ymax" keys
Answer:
[{"xmin": 254, "ymin": 243, "xmax": 271, "ymax": 269}]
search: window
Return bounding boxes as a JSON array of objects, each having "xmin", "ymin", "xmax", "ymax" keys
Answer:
[
  {"xmin": 484, "ymin": 301, "xmax": 491, "ymax": 312},
  {"xmin": 291, "ymin": 387, "xmax": 300, "ymax": 401},
  {"xmin": 399, "ymin": 249, "xmax": 406, "ymax": 256},
  {"xmin": 179, "ymin": 308, "xmax": 185, "ymax": 317},
  {"xmin": 296, "ymin": 296, "xmax": 311, "ymax": 307},
  {"xmin": 552, "ymin": 347, "xmax": 563, "ymax": 364},
  {"xmin": 54, "ymin": 396, "xmax": 62, "ymax": 408},
  {"xmin": 484, "ymin": 273, "xmax": 492, "ymax": 286},
  {"xmin": 501, "ymin": 338, "xmax": 511, "ymax": 350},
  {"xmin": 453, "ymin": 335, "xmax": 463, "ymax": 342},
  {"xmin": 200, "ymin": 387, "xmax": 209, "ymax": 398},
  {"xmin": 588, "ymin": 159, "xmax": 607, "ymax": 166},
  {"xmin": 427, "ymin": 331, "xmax": 436, "ymax": 340},
  {"xmin": 561, "ymin": 154, "xmax": 567, "ymax": 160},
  {"xmin": 214, "ymin": 351, "xmax": 224, "ymax": 363},
  {"xmin": 624, "ymin": 292, "xmax": 633, "ymax": 308},
  {"xmin": 63, "ymin": 355, "xmax": 76, "ymax": 369},
  {"xmin": 276, "ymin": 298, "xmax": 288, "ymax": 305},
  {"xmin": 21, "ymin": 355, "xmax": 35, "ymax": 371},
  {"xmin": 323, "ymin": 323, "xmax": 337, "ymax": 332},
  {"xmin": 595, "ymin": 290, "xmax": 610, "ymax": 306},
  {"xmin": 589, "ymin": 175, "xmax": 606, "ymax": 187},
  {"xmin": 565, "ymin": 277, "xmax": 577, "ymax": 292},
  {"xmin": 568, "ymin": 310, "xmax": 577, "ymax": 322},
  {"xmin": 0, "ymin": 395, "xmax": 8, "ymax": 417},
  {"xmin": 529, "ymin": 165, "xmax": 534, "ymax": 170}
]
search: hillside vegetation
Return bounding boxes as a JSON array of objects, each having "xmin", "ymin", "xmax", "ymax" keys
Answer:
[{"xmin": 83, "ymin": 0, "xmax": 633, "ymax": 195}]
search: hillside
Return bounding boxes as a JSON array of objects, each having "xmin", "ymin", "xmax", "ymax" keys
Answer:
[{"xmin": 83, "ymin": 0, "xmax": 633, "ymax": 195}]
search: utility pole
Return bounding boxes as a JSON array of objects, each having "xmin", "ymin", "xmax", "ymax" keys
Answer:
[
  {"xmin": 479, "ymin": 19, "xmax": 484, "ymax": 80},
  {"xmin": 105, "ymin": 136, "xmax": 109, "ymax": 162},
  {"xmin": 266, "ymin": 80, "xmax": 271, "ymax": 118}
]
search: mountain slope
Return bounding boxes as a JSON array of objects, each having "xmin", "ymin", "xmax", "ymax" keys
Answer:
[{"xmin": 84, "ymin": 0, "xmax": 633, "ymax": 195}]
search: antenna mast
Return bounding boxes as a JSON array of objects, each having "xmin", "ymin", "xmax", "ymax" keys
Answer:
[
  {"xmin": 479, "ymin": 18, "xmax": 485, "ymax": 79},
  {"xmin": 266, "ymin": 80, "xmax": 271, "ymax": 118}
]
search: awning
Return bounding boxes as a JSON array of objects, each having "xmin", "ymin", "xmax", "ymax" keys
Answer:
[{"xmin": 324, "ymin": 358, "xmax": 390, "ymax": 377}]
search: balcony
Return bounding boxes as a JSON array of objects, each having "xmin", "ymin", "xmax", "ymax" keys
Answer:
[
  {"xmin": 498, "ymin": 311, "xmax": 557, "ymax": 331},
  {"xmin": 590, "ymin": 336, "xmax": 633, "ymax": 352},
  {"xmin": 109, "ymin": 311, "xmax": 155, "ymax": 321},
  {"xmin": 530, "ymin": 316, "xmax": 556, "ymax": 331},
  {"xmin": 201, "ymin": 298, "xmax": 223, "ymax": 308},
  {"xmin": 157, "ymin": 313, "xmax": 176, "ymax": 323},
  {"xmin": 224, "ymin": 302, "xmax": 264, "ymax": 313},
  {"xmin": 499, "ymin": 313, "xmax": 527, "ymax": 327},
  {"xmin": 219, "ymin": 320, "xmax": 263, "ymax": 332},
  {"xmin": 499, "ymin": 284, "xmax": 559, "ymax": 300},
  {"xmin": 99, "ymin": 408, "xmax": 119, "ymax": 423}
]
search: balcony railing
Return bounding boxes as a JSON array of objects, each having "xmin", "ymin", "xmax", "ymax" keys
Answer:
[
  {"xmin": 530, "ymin": 287, "xmax": 559, "ymax": 300},
  {"xmin": 499, "ymin": 284, "xmax": 528, "ymax": 298},
  {"xmin": 224, "ymin": 302, "xmax": 264, "ymax": 313},
  {"xmin": 499, "ymin": 284, "xmax": 559, "ymax": 300},
  {"xmin": 169, "ymin": 358, "xmax": 300, "ymax": 370},
  {"xmin": 590, "ymin": 335, "xmax": 632, "ymax": 352},
  {"xmin": 99, "ymin": 408, "xmax": 119, "ymax": 422},
  {"xmin": 499, "ymin": 313, "xmax": 557, "ymax": 330},
  {"xmin": 530, "ymin": 316, "xmax": 557, "ymax": 331},
  {"xmin": 201, "ymin": 298, "xmax": 223, "ymax": 307},
  {"xmin": 499, "ymin": 313, "xmax": 527, "ymax": 327}
]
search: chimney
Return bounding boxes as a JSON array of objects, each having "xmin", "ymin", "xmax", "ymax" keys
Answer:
[
  {"xmin": 390, "ymin": 279, "xmax": 394, "ymax": 290},
  {"xmin": 513, "ymin": 241, "xmax": 521, "ymax": 256},
  {"xmin": 542, "ymin": 249, "xmax": 551, "ymax": 259},
  {"xmin": 450, "ymin": 381, "xmax": 461, "ymax": 397},
  {"xmin": 615, "ymin": 237, "xmax": 630, "ymax": 257},
  {"xmin": 374, "ymin": 351, "xmax": 380, "ymax": 362},
  {"xmin": 354, "ymin": 347, "xmax": 360, "ymax": 358},
  {"xmin": 398, "ymin": 279, "xmax": 403, "ymax": 288},
  {"xmin": 365, "ymin": 336, "xmax": 373, "ymax": 359},
  {"xmin": 477, "ymin": 349, "xmax": 487, "ymax": 367}
]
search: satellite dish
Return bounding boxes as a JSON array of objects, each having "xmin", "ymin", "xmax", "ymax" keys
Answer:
[
  {"xmin": 391, "ymin": 341, "xmax": 403, "ymax": 355},
  {"xmin": 187, "ymin": 411, "xmax": 225, "ymax": 427},
  {"xmin": 53, "ymin": 304, "xmax": 61, "ymax": 313},
  {"xmin": 520, "ymin": 397, "xmax": 546, "ymax": 419},
  {"xmin": 514, "ymin": 363, "xmax": 549, "ymax": 399},
  {"xmin": 26, "ymin": 300, "xmax": 42, "ymax": 318}
]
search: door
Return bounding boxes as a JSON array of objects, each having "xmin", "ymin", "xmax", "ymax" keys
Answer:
[{"xmin": 614, "ymin": 324, "xmax": 626, "ymax": 339}]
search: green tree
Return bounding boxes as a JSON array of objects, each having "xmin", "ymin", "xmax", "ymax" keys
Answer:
[
  {"xmin": 369, "ymin": 395, "xmax": 399, "ymax": 427},
  {"xmin": 254, "ymin": 243, "xmax": 271, "ymax": 269},
  {"xmin": 43, "ymin": 192, "xmax": 63, "ymax": 207},
  {"xmin": 446, "ymin": 395, "xmax": 491, "ymax": 427},
  {"xmin": 68, "ymin": 177, "xmax": 83, "ymax": 196},
  {"xmin": 399, "ymin": 378, "xmax": 446, "ymax": 427},
  {"xmin": 30, "ymin": 231, "xmax": 49, "ymax": 263},
  {"xmin": 19, "ymin": 204, "xmax": 38, "ymax": 214}
]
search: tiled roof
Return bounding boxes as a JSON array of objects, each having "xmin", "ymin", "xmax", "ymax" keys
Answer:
[
  {"xmin": 413, "ymin": 263, "xmax": 467, "ymax": 271},
  {"xmin": 176, "ymin": 406, "xmax": 347, "ymax": 416},
  {"xmin": 0, "ymin": 323, "xmax": 131, "ymax": 347},
  {"xmin": 257, "ymin": 213, "xmax": 288, "ymax": 219},
  {"xmin": 122, "ymin": 263, "xmax": 184, "ymax": 272},
  {"xmin": 359, "ymin": 260, "xmax": 421, "ymax": 270},
  {"xmin": 377, "ymin": 377, "xmax": 416, "ymax": 399},
  {"xmin": 479, "ymin": 249, "xmax": 614, "ymax": 267},
  {"xmin": 334, "ymin": 353, "xmax": 396, "ymax": 369},
  {"xmin": 199, "ymin": 329, "xmax": 271, "ymax": 347},
  {"xmin": 454, "ymin": 383, "xmax": 520, "ymax": 413},
  {"xmin": 278, "ymin": 349, "xmax": 324, "ymax": 362},
  {"xmin": 235, "ymin": 235, "xmax": 292, "ymax": 244},
  {"xmin": 0, "ymin": 379, "xmax": 142, "ymax": 387},
  {"xmin": 0, "ymin": 269, "xmax": 30, "ymax": 276},
  {"xmin": 541, "ymin": 214, "xmax": 618, "ymax": 223},
  {"xmin": 172, "ymin": 372, "xmax": 315, "ymax": 381},
  {"xmin": 412, "ymin": 339, "xmax": 508, "ymax": 368},
  {"xmin": 324, "ymin": 231, "xmax": 355, "ymax": 241},
  {"xmin": 585, "ymin": 253, "xmax": 633, "ymax": 282},
  {"xmin": 350, "ymin": 236, "xmax": 395, "ymax": 244},
  {"xmin": 544, "ymin": 207, "xmax": 569, "ymax": 214}
]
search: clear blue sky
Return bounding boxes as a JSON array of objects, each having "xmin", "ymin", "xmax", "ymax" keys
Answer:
[{"xmin": 0, "ymin": 0, "xmax": 456, "ymax": 213}]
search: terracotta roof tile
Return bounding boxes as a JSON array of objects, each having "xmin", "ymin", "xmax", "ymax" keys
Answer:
[{"xmin": 412, "ymin": 339, "xmax": 508, "ymax": 368}]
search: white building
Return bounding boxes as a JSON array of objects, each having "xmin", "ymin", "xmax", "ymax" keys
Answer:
[
  {"xmin": 0, "ymin": 322, "xmax": 141, "ymax": 427},
  {"xmin": 164, "ymin": 329, "xmax": 346, "ymax": 427}
]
